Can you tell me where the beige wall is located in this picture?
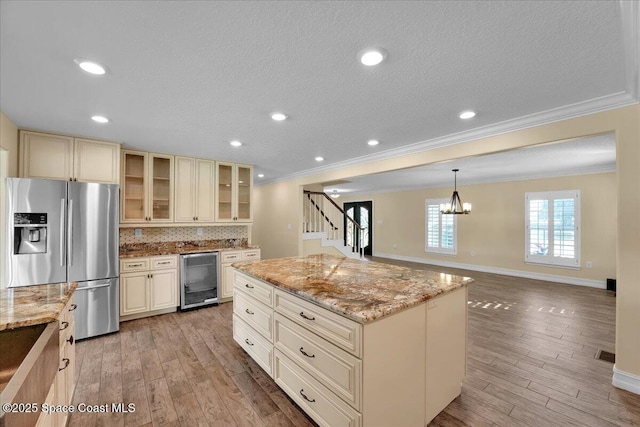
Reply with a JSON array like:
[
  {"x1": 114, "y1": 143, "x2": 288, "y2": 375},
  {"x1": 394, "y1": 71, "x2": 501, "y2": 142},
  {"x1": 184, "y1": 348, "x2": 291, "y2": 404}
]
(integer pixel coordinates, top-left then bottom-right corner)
[
  {"x1": 0, "y1": 112, "x2": 18, "y2": 177},
  {"x1": 340, "y1": 172, "x2": 616, "y2": 284},
  {"x1": 252, "y1": 104, "x2": 640, "y2": 386}
]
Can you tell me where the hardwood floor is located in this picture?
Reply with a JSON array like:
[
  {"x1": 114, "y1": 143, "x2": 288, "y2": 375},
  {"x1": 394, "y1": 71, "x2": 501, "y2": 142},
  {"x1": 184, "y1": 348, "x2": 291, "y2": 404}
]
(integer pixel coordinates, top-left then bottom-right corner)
[{"x1": 69, "y1": 258, "x2": 640, "y2": 427}]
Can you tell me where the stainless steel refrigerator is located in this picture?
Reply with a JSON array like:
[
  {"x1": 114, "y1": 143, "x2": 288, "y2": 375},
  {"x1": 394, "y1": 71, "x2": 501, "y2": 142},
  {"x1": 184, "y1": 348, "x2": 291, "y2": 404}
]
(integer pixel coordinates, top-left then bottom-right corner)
[{"x1": 5, "y1": 178, "x2": 119, "y2": 340}]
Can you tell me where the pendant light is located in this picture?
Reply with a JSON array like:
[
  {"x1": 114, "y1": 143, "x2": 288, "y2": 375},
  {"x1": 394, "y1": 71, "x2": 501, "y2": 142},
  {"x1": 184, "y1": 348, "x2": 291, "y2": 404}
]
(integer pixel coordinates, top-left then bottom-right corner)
[{"x1": 440, "y1": 169, "x2": 471, "y2": 214}]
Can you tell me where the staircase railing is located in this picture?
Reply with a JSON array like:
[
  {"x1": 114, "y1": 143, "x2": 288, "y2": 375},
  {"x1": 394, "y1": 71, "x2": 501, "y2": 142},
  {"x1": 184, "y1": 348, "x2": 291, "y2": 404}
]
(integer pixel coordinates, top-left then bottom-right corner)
[{"x1": 303, "y1": 190, "x2": 365, "y2": 257}]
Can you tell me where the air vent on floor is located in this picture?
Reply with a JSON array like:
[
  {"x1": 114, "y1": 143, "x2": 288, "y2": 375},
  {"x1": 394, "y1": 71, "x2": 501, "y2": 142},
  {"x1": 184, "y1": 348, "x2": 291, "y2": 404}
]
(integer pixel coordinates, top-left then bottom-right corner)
[{"x1": 596, "y1": 349, "x2": 615, "y2": 363}]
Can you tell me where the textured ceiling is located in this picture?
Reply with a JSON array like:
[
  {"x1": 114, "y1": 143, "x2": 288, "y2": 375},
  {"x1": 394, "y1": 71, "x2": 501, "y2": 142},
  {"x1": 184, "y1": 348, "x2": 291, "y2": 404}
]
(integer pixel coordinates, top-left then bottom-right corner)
[
  {"x1": 323, "y1": 134, "x2": 616, "y2": 195},
  {"x1": 0, "y1": 1, "x2": 632, "y2": 185}
]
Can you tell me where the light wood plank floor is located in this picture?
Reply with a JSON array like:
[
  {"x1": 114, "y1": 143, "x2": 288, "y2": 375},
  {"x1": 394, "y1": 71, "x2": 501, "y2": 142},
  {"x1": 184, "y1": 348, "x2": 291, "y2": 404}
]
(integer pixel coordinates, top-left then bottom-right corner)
[{"x1": 69, "y1": 258, "x2": 640, "y2": 427}]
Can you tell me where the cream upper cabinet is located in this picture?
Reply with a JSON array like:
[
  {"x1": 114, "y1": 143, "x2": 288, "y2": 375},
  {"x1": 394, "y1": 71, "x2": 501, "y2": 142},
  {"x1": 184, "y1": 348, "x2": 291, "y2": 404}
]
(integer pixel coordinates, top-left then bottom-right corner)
[
  {"x1": 216, "y1": 162, "x2": 253, "y2": 222},
  {"x1": 73, "y1": 138, "x2": 120, "y2": 184},
  {"x1": 121, "y1": 150, "x2": 174, "y2": 223},
  {"x1": 19, "y1": 130, "x2": 120, "y2": 184},
  {"x1": 174, "y1": 157, "x2": 215, "y2": 223}
]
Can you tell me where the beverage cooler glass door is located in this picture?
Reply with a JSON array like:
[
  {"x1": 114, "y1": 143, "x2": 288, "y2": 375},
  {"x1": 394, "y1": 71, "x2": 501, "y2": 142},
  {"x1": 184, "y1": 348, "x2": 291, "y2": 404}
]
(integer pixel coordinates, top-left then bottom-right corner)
[{"x1": 180, "y1": 252, "x2": 219, "y2": 309}]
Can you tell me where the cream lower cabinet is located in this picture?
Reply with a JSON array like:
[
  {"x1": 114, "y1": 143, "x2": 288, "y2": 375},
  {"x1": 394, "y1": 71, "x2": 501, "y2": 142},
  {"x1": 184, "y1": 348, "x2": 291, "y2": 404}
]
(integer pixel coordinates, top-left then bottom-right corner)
[
  {"x1": 120, "y1": 256, "x2": 178, "y2": 321},
  {"x1": 20, "y1": 130, "x2": 120, "y2": 184},
  {"x1": 232, "y1": 270, "x2": 468, "y2": 427},
  {"x1": 220, "y1": 249, "x2": 260, "y2": 302},
  {"x1": 36, "y1": 297, "x2": 77, "y2": 427}
]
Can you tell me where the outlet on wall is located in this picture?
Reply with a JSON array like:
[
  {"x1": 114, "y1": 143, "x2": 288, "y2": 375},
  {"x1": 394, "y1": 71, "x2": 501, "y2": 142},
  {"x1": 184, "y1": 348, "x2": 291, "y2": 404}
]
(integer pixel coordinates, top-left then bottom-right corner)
[
  {"x1": 586, "y1": 261, "x2": 593, "y2": 268},
  {"x1": 197, "y1": 227, "x2": 203, "y2": 236},
  {"x1": 134, "y1": 228, "x2": 143, "y2": 238}
]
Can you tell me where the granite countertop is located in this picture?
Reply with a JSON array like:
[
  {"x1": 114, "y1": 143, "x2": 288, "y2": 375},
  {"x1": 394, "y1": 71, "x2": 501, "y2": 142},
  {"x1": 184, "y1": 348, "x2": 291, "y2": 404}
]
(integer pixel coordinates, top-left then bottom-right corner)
[
  {"x1": 120, "y1": 239, "x2": 260, "y2": 258},
  {"x1": 232, "y1": 254, "x2": 474, "y2": 323},
  {"x1": 0, "y1": 283, "x2": 78, "y2": 331}
]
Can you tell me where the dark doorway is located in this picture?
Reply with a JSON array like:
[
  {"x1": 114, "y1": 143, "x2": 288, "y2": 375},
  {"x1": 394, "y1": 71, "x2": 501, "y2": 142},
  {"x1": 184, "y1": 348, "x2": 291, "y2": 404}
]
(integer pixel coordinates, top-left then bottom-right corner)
[{"x1": 344, "y1": 201, "x2": 373, "y2": 256}]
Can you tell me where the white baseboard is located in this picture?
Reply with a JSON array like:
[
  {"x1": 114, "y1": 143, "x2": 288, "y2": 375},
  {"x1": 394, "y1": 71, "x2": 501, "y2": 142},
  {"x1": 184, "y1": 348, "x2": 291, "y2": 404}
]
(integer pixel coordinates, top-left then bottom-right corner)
[
  {"x1": 373, "y1": 252, "x2": 606, "y2": 289},
  {"x1": 613, "y1": 365, "x2": 640, "y2": 395}
]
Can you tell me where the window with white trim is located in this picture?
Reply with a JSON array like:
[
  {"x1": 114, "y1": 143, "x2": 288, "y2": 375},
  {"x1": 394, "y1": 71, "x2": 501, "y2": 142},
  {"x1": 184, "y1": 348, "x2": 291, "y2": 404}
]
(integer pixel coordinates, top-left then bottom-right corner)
[
  {"x1": 425, "y1": 199, "x2": 457, "y2": 255},
  {"x1": 525, "y1": 190, "x2": 580, "y2": 268}
]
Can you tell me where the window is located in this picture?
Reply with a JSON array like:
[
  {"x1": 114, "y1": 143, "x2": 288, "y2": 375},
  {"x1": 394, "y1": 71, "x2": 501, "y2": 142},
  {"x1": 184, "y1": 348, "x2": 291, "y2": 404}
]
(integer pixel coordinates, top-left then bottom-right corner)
[
  {"x1": 525, "y1": 190, "x2": 580, "y2": 267},
  {"x1": 425, "y1": 199, "x2": 457, "y2": 255}
]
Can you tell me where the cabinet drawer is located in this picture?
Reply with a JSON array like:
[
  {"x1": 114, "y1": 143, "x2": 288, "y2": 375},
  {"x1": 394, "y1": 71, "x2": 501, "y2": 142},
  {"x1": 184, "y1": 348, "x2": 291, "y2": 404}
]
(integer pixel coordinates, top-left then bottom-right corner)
[
  {"x1": 275, "y1": 289, "x2": 362, "y2": 357},
  {"x1": 275, "y1": 313, "x2": 361, "y2": 409},
  {"x1": 233, "y1": 315, "x2": 273, "y2": 377},
  {"x1": 221, "y1": 251, "x2": 242, "y2": 263},
  {"x1": 151, "y1": 256, "x2": 177, "y2": 270},
  {"x1": 274, "y1": 350, "x2": 361, "y2": 427},
  {"x1": 242, "y1": 250, "x2": 261, "y2": 260},
  {"x1": 234, "y1": 271, "x2": 273, "y2": 307},
  {"x1": 120, "y1": 258, "x2": 149, "y2": 273},
  {"x1": 233, "y1": 290, "x2": 273, "y2": 341}
]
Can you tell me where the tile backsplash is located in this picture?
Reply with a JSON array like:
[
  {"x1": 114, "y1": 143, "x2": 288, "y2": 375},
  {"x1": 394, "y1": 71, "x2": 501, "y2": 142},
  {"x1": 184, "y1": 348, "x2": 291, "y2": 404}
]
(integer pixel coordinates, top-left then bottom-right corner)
[{"x1": 119, "y1": 226, "x2": 248, "y2": 244}]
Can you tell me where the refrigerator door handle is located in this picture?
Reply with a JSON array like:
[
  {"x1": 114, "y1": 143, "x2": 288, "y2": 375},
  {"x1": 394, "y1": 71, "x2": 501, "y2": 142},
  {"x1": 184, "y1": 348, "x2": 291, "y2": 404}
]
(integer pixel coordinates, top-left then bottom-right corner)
[
  {"x1": 67, "y1": 199, "x2": 73, "y2": 267},
  {"x1": 60, "y1": 199, "x2": 66, "y2": 267},
  {"x1": 75, "y1": 283, "x2": 111, "y2": 290}
]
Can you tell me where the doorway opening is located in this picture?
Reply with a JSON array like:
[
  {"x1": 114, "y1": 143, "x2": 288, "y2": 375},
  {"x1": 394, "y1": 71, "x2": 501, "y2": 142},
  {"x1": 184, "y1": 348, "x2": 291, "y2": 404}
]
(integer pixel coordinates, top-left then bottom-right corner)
[{"x1": 344, "y1": 201, "x2": 373, "y2": 256}]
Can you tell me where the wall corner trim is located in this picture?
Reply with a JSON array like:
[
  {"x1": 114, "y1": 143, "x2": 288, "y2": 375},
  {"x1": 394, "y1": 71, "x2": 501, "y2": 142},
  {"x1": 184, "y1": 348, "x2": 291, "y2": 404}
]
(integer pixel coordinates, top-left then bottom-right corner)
[
  {"x1": 613, "y1": 365, "x2": 640, "y2": 395},
  {"x1": 373, "y1": 252, "x2": 606, "y2": 289}
]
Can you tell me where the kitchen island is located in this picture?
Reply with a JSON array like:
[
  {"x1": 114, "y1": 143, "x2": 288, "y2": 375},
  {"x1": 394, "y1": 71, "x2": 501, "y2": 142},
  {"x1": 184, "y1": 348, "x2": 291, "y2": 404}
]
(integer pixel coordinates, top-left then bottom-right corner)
[{"x1": 232, "y1": 254, "x2": 474, "y2": 427}]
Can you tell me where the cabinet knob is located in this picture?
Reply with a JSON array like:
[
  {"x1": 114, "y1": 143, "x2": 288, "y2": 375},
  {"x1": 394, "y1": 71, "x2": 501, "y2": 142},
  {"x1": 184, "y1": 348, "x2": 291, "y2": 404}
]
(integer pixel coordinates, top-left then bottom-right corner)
[
  {"x1": 59, "y1": 358, "x2": 70, "y2": 371},
  {"x1": 67, "y1": 335, "x2": 74, "y2": 345}
]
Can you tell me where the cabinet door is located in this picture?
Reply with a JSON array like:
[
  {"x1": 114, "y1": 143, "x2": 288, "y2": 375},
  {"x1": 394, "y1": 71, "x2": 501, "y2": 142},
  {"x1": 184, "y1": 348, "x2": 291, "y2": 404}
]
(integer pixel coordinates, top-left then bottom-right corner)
[
  {"x1": 221, "y1": 263, "x2": 235, "y2": 299},
  {"x1": 196, "y1": 159, "x2": 216, "y2": 222},
  {"x1": 236, "y1": 164, "x2": 253, "y2": 221},
  {"x1": 150, "y1": 269, "x2": 177, "y2": 310},
  {"x1": 20, "y1": 131, "x2": 74, "y2": 180},
  {"x1": 174, "y1": 156, "x2": 196, "y2": 222},
  {"x1": 215, "y1": 162, "x2": 234, "y2": 222},
  {"x1": 149, "y1": 154, "x2": 174, "y2": 222},
  {"x1": 121, "y1": 151, "x2": 148, "y2": 223},
  {"x1": 121, "y1": 272, "x2": 149, "y2": 315},
  {"x1": 74, "y1": 138, "x2": 120, "y2": 184}
]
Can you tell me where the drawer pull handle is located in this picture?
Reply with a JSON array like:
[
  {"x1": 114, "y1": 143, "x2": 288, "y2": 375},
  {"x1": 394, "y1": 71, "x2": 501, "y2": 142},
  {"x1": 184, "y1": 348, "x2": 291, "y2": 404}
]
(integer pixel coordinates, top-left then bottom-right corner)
[
  {"x1": 299, "y1": 389, "x2": 315, "y2": 403},
  {"x1": 129, "y1": 263, "x2": 143, "y2": 267},
  {"x1": 158, "y1": 261, "x2": 170, "y2": 264},
  {"x1": 67, "y1": 335, "x2": 74, "y2": 346},
  {"x1": 69, "y1": 303, "x2": 77, "y2": 312},
  {"x1": 299, "y1": 347, "x2": 315, "y2": 358},
  {"x1": 299, "y1": 312, "x2": 315, "y2": 321},
  {"x1": 60, "y1": 321, "x2": 69, "y2": 331},
  {"x1": 59, "y1": 358, "x2": 70, "y2": 371},
  {"x1": 245, "y1": 308, "x2": 254, "y2": 315},
  {"x1": 245, "y1": 338, "x2": 254, "y2": 346},
  {"x1": 245, "y1": 283, "x2": 254, "y2": 289}
]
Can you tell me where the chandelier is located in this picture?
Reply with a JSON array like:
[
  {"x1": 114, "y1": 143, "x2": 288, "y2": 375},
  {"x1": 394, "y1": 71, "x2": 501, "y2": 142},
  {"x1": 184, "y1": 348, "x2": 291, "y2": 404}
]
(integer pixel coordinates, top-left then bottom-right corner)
[{"x1": 440, "y1": 169, "x2": 471, "y2": 214}]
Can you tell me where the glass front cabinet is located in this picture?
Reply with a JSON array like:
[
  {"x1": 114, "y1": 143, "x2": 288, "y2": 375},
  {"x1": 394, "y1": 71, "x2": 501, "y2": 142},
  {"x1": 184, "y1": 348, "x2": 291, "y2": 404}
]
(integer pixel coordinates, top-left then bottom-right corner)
[
  {"x1": 215, "y1": 162, "x2": 252, "y2": 222},
  {"x1": 121, "y1": 150, "x2": 174, "y2": 223}
]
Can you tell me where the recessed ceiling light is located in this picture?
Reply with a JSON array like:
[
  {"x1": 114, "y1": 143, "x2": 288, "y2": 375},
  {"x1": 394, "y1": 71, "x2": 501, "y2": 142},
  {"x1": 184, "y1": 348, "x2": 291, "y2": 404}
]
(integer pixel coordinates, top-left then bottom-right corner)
[
  {"x1": 271, "y1": 112, "x2": 287, "y2": 121},
  {"x1": 459, "y1": 111, "x2": 476, "y2": 119},
  {"x1": 91, "y1": 115, "x2": 109, "y2": 123},
  {"x1": 359, "y1": 48, "x2": 387, "y2": 66},
  {"x1": 367, "y1": 139, "x2": 379, "y2": 146},
  {"x1": 257, "y1": 173, "x2": 264, "y2": 178},
  {"x1": 74, "y1": 59, "x2": 106, "y2": 75},
  {"x1": 315, "y1": 156, "x2": 324, "y2": 162},
  {"x1": 230, "y1": 140, "x2": 242, "y2": 147}
]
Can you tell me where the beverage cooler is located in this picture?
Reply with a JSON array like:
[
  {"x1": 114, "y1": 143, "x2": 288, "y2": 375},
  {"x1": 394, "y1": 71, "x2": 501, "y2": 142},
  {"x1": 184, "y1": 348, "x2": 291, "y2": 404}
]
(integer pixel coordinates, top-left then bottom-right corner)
[{"x1": 179, "y1": 252, "x2": 219, "y2": 309}]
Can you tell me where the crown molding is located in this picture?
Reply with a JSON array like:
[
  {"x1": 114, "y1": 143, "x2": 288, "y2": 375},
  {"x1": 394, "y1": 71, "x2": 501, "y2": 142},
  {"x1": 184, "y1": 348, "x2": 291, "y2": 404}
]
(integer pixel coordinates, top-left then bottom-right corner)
[
  {"x1": 258, "y1": 2, "x2": 640, "y2": 188},
  {"x1": 620, "y1": 0, "x2": 640, "y2": 101},
  {"x1": 260, "y1": 91, "x2": 635, "y2": 187}
]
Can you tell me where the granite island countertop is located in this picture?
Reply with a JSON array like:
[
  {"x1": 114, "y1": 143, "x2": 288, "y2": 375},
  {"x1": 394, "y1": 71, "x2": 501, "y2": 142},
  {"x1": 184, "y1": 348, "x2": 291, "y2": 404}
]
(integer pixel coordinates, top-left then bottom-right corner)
[
  {"x1": 232, "y1": 254, "x2": 474, "y2": 323},
  {"x1": 120, "y1": 239, "x2": 259, "y2": 258},
  {"x1": 0, "y1": 283, "x2": 77, "y2": 331}
]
